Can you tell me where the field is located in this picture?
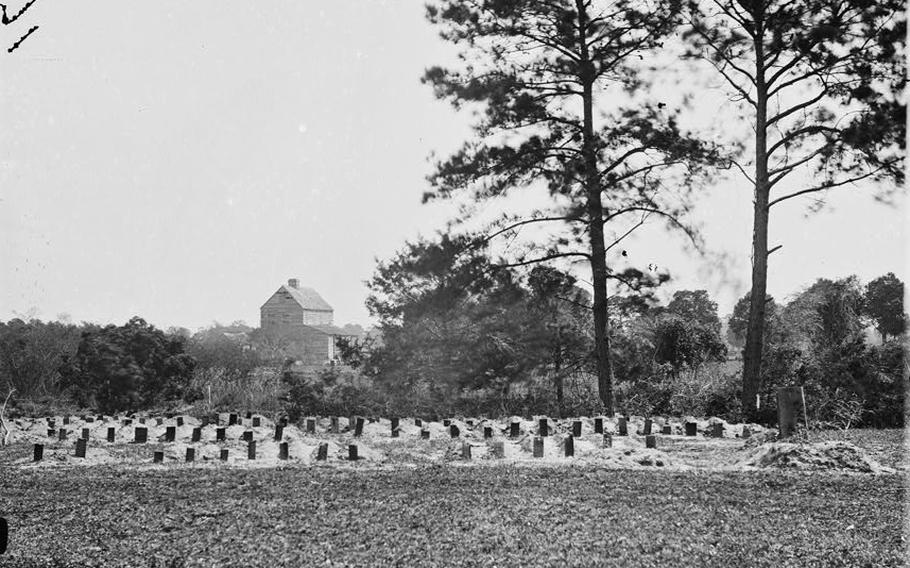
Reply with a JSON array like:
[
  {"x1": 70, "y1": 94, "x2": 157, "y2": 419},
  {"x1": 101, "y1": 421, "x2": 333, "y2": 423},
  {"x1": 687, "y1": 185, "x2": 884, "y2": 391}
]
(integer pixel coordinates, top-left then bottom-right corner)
[{"x1": 0, "y1": 415, "x2": 906, "y2": 567}]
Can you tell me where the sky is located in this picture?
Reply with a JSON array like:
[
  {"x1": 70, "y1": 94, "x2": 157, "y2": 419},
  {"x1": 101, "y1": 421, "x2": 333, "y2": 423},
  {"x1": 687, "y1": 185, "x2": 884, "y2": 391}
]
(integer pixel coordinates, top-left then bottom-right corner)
[{"x1": 0, "y1": 1, "x2": 905, "y2": 332}]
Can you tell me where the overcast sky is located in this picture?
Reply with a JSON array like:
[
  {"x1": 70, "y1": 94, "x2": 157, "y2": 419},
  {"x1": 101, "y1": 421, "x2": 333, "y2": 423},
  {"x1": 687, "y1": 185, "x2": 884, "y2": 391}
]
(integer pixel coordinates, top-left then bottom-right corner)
[{"x1": 1, "y1": 1, "x2": 905, "y2": 331}]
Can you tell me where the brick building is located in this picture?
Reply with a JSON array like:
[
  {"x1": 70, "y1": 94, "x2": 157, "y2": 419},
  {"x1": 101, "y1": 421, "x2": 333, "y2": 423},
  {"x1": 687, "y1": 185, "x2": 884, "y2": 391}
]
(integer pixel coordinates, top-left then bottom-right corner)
[{"x1": 260, "y1": 278, "x2": 353, "y2": 364}]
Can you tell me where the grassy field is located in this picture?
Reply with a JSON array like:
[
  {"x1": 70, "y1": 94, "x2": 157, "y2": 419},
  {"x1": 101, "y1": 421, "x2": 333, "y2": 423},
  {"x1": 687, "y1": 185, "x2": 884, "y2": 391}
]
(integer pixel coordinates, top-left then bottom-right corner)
[{"x1": 0, "y1": 464, "x2": 905, "y2": 567}]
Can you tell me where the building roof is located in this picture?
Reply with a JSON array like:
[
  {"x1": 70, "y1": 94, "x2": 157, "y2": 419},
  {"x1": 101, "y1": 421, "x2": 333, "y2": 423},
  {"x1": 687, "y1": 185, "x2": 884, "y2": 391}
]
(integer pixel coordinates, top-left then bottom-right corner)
[{"x1": 282, "y1": 285, "x2": 333, "y2": 312}]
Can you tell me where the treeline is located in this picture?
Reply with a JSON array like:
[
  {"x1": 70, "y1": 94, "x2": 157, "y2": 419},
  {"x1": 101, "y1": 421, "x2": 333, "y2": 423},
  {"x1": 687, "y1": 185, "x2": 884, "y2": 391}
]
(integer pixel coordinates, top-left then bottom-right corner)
[{"x1": 0, "y1": 257, "x2": 904, "y2": 427}]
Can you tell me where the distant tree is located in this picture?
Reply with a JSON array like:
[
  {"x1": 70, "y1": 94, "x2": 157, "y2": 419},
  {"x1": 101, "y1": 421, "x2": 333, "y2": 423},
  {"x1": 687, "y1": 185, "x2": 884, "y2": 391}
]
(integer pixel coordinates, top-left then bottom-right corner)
[
  {"x1": 863, "y1": 272, "x2": 905, "y2": 341},
  {"x1": 666, "y1": 289, "x2": 722, "y2": 332},
  {"x1": 424, "y1": 0, "x2": 724, "y2": 415},
  {"x1": 59, "y1": 317, "x2": 195, "y2": 413},
  {"x1": 686, "y1": 0, "x2": 906, "y2": 420},
  {"x1": 0, "y1": 319, "x2": 83, "y2": 398},
  {"x1": 727, "y1": 291, "x2": 779, "y2": 349},
  {"x1": 652, "y1": 315, "x2": 728, "y2": 376},
  {"x1": 187, "y1": 324, "x2": 260, "y2": 377}
]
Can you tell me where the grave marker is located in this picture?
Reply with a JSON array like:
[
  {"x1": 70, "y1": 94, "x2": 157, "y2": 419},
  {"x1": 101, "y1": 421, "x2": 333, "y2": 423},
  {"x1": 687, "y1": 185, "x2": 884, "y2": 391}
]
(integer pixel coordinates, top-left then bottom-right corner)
[
  {"x1": 156, "y1": 418, "x2": 163, "y2": 426},
  {"x1": 414, "y1": 418, "x2": 422, "y2": 427},
  {"x1": 81, "y1": 428, "x2": 90, "y2": 440},
  {"x1": 712, "y1": 423, "x2": 724, "y2": 438},
  {"x1": 58, "y1": 429, "x2": 67, "y2": 441},
  {"x1": 176, "y1": 417, "x2": 184, "y2": 427},
  {"x1": 483, "y1": 426, "x2": 493, "y2": 439},
  {"x1": 123, "y1": 419, "x2": 132, "y2": 427},
  {"x1": 603, "y1": 433, "x2": 612, "y2": 448},
  {"x1": 390, "y1": 417, "x2": 399, "y2": 438},
  {"x1": 617, "y1": 417, "x2": 628, "y2": 436},
  {"x1": 572, "y1": 421, "x2": 582, "y2": 437},
  {"x1": 47, "y1": 428, "x2": 55, "y2": 438},
  {"x1": 594, "y1": 418, "x2": 604, "y2": 434},
  {"x1": 138, "y1": 418, "x2": 146, "y2": 425},
  {"x1": 354, "y1": 417, "x2": 364, "y2": 437},
  {"x1": 449, "y1": 424, "x2": 460, "y2": 438},
  {"x1": 662, "y1": 425, "x2": 672, "y2": 435},
  {"x1": 330, "y1": 417, "x2": 339, "y2": 434},
  {"x1": 348, "y1": 444, "x2": 358, "y2": 461},
  {"x1": 63, "y1": 416, "x2": 70, "y2": 425},
  {"x1": 228, "y1": 414, "x2": 238, "y2": 426},
  {"x1": 33, "y1": 443, "x2": 43, "y2": 462},
  {"x1": 685, "y1": 422, "x2": 697, "y2": 436},
  {"x1": 316, "y1": 443, "x2": 329, "y2": 461},
  {"x1": 153, "y1": 451, "x2": 164, "y2": 463},
  {"x1": 533, "y1": 436, "x2": 544, "y2": 458},
  {"x1": 279, "y1": 442, "x2": 289, "y2": 460},
  {"x1": 306, "y1": 419, "x2": 316, "y2": 434},
  {"x1": 242, "y1": 431, "x2": 253, "y2": 442},
  {"x1": 185, "y1": 448, "x2": 195, "y2": 462},
  {"x1": 509, "y1": 422, "x2": 520, "y2": 438},
  {"x1": 777, "y1": 386, "x2": 805, "y2": 438},
  {"x1": 219, "y1": 449, "x2": 229, "y2": 461},
  {"x1": 643, "y1": 419, "x2": 652, "y2": 436},
  {"x1": 75, "y1": 438, "x2": 87, "y2": 458},
  {"x1": 461, "y1": 443, "x2": 472, "y2": 460},
  {"x1": 443, "y1": 419, "x2": 451, "y2": 427},
  {"x1": 107, "y1": 427, "x2": 116, "y2": 443},
  {"x1": 490, "y1": 440, "x2": 505, "y2": 459},
  {"x1": 246, "y1": 412, "x2": 253, "y2": 419},
  {"x1": 742, "y1": 426, "x2": 751, "y2": 439},
  {"x1": 247, "y1": 440, "x2": 256, "y2": 460},
  {"x1": 252, "y1": 417, "x2": 261, "y2": 428},
  {"x1": 274, "y1": 425, "x2": 284, "y2": 441},
  {"x1": 420, "y1": 430, "x2": 430, "y2": 440},
  {"x1": 165, "y1": 426, "x2": 176, "y2": 442},
  {"x1": 538, "y1": 418, "x2": 549, "y2": 437},
  {"x1": 216, "y1": 428, "x2": 226, "y2": 442},
  {"x1": 564, "y1": 435, "x2": 574, "y2": 457},
  {"x1": 645, "y1": 435, "x2": 657, "y2": 449},
  {"x1": 191, "y1": 428, "x2": 201, "y2": 443}
]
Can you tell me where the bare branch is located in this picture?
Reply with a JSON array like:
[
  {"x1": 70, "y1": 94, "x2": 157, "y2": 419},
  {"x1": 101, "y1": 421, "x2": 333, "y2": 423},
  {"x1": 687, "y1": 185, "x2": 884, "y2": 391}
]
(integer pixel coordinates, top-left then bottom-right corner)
[{"x1": 495, "y1": 251, "x2": 591, "y2": 268}]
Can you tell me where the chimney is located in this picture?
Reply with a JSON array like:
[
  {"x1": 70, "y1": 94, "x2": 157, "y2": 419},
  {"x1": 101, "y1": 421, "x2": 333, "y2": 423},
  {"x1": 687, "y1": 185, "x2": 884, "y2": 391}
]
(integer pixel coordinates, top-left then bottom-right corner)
[{"x1": 288, "y1": 278, "x2": 299, "y2": 289}]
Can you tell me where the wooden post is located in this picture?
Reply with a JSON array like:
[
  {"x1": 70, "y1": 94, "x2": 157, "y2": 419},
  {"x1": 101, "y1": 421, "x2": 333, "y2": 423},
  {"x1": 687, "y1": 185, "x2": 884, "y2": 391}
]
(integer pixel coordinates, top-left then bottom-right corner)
[
  {"x1": 247, "y1": 440, "x2": 256, "y2": 460},
  {"x1": 348, "y1": 444, "x2": 358, "y2": 461},
  {"x1": 216, "y1": 427, "x2": 226, "y2": 442},
  {"x1": 617, "y1": 417, "x2": 628, "y2": 436},
  {"x1": 645, "y1": 435, "x2": 656, "y2": 449},
  {"x1": 273, "y1": 425, "x2": 283, "y2": 441},
  {"x1": 81, "y1": 428, "x2": 90, "y2": 440},
  {"x1": 191, "y1": 427, "x2": 201, "y2": 443},
  {"x1": 449, "y1": 424, "x2": 460, "y2": 438},
  {"x1": 306, "y1": 418, "x2": 316, "y2": 434},
  {"x1": 279, "y1": 442, "x2": 289, "y2": 460},
  {"x1": 509, "y1": 422, "x2": 520, "y2": 438},
  {"x1": 107, "y1": 427, "x2": 115, "y2": 443},
  {"x1": 354, "y1": 417, "x2": 364, "y2": 437},
  {"x1": 420, "y1": 429, "x2": 430, "y2": 440},
  {"x1": 533, "y1": 436, "x2": 544, "y2": 458},
  {"x1": 572, "y1": 421, "x2": 582, "y2": 437},
  {"x1": 603, "y1": 433, "x2": 612, "y2": 448},
  {"x1": 33, "y1": 443, "x2": 43, "y2": 462},
  {"x1": 685, "y1": 422, "x2": 697, "y2": 436},
  {"x1": 153, "y1": 451, "x2": 164, "y2": 463},
  {"x1": 643, "y1": 419, "x2": 652, "y2": 436},
  {"x1": 712, "y1": 423, "x2": 724, "y2": 438},
  {"x1": 777, "y1": 386, "x2": 804, "y2": 438},
  {"x1": 134, "y1": 427, "x2": 148, "y2": 443},
  {"x1": 219, "y1": 449, "x2": 229, "y2": 461},
  {"x1": 165, "y1": 426, "x2": 176, "y2": 442},
  {"x1": 252, "y1": 417, "x2": 261, "y2": 428},
  {"x1": 330, "y1": 416, "x2": 339, "y2": 434},
  {"x1": 594, "y1": 418, "x2": 603, "y2": 434},
  {"x1": 185, "y1": 447, "x2": 195, "y2": 462},
  {"x1": 538, "y1": 418, "x2": 549, "y2": 437},
  {"x1": 316, "y1": 443, "x2": 328, "y2": 461},
  {"x1": 483, "y1": 426, "x2": 493, "y2": 439},
  {"x1": 390, "y1": 417, "x2": 399, "y2": 438},
  {"x1": 564, "y1": 435, "x2": 574, "y2": 457}
]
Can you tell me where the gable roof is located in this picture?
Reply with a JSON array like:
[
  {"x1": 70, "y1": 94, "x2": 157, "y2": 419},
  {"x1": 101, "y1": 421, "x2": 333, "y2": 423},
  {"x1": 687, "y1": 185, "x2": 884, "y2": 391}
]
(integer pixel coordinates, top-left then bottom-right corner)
[{"x1": 283, "y1": 285, "x2": 333, "y2": 312}]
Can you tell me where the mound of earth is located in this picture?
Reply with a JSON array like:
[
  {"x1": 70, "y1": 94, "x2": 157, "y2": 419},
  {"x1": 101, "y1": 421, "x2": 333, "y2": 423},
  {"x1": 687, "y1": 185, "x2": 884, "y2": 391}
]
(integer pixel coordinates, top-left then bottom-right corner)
[{"x1": 738, "y1": 441, "x2": 892, "y2": 473}]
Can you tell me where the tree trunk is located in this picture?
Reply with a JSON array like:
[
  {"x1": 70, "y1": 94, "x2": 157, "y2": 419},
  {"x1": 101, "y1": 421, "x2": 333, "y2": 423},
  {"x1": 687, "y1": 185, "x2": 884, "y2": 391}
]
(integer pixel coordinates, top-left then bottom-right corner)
[
  {"x1": 554, "y1": 339, "x2": 564, "y2": 418},
  {"x1": 576, "y1": 0, "x2": 615, "y2": 416},
  {"x1": 742, "y1": 22, "x2": 769, "y2": 422}
]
